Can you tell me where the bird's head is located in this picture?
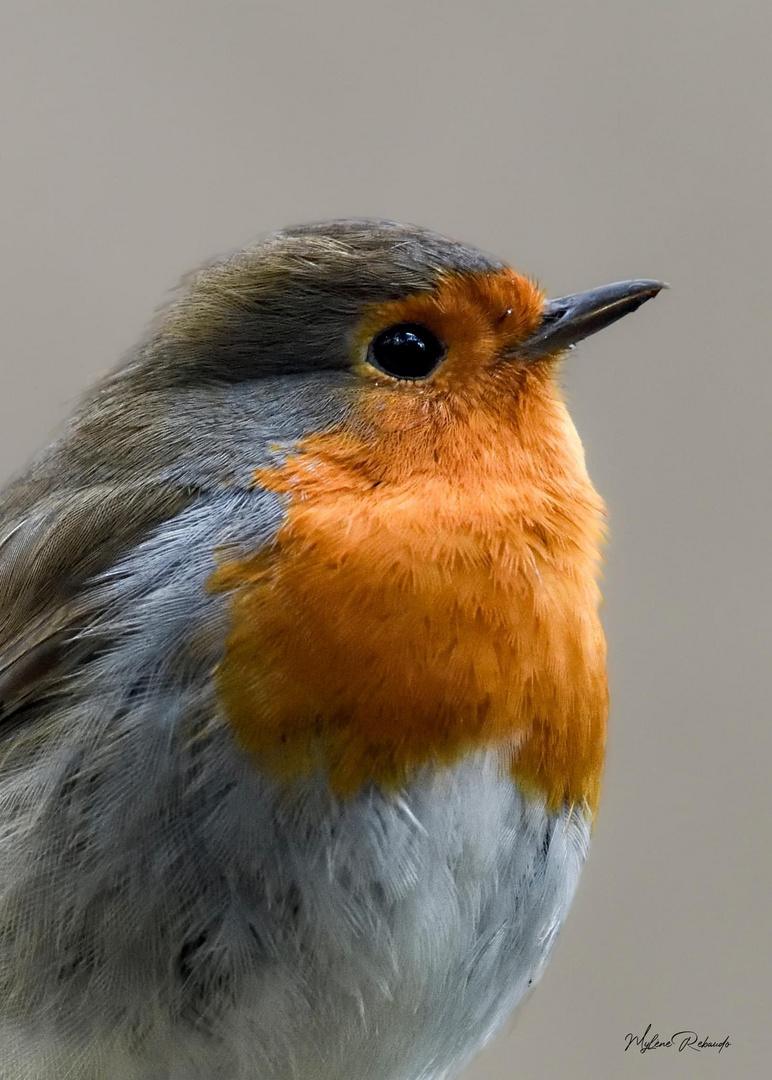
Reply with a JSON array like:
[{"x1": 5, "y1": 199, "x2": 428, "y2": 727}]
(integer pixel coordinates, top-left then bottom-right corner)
[{"x1": 146, "y1": 220, "x2": 663, "y2": 488}]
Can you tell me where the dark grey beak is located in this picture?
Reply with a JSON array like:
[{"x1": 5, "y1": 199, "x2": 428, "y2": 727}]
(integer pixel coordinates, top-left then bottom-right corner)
[{"x1": 519, "y1": 279, "x2": 667, "y2": 359}]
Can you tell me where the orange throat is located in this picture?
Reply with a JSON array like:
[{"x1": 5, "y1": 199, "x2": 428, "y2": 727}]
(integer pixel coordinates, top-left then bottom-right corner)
[
  {"x1": 212, "y1": 261, "x2": 609, "y2": 818},
  {"x1": 210, "y1": 371, "x2": 608, "y2": 819}
]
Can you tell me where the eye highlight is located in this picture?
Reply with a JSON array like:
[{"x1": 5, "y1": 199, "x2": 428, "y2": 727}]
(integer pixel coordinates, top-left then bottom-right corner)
[{"x1": 367, "y1": 322, "x2": 446, "y2": 380}]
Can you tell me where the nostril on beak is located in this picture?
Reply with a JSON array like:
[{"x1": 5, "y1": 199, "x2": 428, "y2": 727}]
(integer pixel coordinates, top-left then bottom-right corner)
[{"x1": 538, "y1": 303, "x2": 568, "y2": 328}]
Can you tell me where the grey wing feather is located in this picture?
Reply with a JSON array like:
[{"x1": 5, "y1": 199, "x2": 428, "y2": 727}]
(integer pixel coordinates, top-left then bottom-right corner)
[{"x1": 0, "y1": 480, "x2": 195, "y2": 724}]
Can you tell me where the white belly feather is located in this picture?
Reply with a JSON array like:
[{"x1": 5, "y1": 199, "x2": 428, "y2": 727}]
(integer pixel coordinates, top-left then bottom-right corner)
[{"x1": 1, "y1": 739, "x2": 589, "y2": 1080}]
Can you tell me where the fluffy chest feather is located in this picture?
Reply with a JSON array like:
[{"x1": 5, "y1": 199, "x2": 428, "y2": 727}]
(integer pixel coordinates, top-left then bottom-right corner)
[{"x1": 211, "y1": 387, "x2": 608, "y2": 814}]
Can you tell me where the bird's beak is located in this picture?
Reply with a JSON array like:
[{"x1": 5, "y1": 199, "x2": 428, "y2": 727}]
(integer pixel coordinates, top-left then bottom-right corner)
[{"x1": 518, "y1": 279, "x2": 667, "y2": 359}]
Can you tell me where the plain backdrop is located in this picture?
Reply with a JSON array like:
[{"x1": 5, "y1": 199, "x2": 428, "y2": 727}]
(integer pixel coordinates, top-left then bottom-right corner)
[{"x1": 1, "y1": 2, "x2": 769, "y2": 1078}]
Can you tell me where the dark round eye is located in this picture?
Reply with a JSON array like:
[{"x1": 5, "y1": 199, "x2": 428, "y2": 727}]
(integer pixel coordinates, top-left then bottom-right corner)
[{"x1": 367, "y1": 322, "x2": 446, "y2": 380}]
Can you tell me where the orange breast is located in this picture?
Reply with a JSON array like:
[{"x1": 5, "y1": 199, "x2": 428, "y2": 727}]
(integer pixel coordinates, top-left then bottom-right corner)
[{"x1": 210, "y1": 366, "x2": 608, "y2": 818}]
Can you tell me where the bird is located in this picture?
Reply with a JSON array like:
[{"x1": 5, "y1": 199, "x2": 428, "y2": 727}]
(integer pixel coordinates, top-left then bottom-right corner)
[{"x1": 0, "y1": 220, "x2": 664, "y2": 1080}]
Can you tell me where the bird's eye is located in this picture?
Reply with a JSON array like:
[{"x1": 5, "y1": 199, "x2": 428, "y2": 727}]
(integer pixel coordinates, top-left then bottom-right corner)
[{"x1": 367, "y1": 323, "x2": 446, "y2": 380}]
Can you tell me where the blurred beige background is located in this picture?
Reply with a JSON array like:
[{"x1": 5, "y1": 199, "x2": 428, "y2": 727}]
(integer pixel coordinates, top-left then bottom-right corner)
[{"x1": 1, "y1": 1, "x2": 769, "y2": 1077}]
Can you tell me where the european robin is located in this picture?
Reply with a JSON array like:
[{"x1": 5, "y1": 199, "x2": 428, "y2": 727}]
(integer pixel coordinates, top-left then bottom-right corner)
[{"x1": 0, "y1": 220, "x2": 663, "y2": 1079}]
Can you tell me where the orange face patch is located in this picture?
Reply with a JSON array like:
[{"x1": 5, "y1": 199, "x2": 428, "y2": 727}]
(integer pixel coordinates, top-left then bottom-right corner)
[
  {"x1": 210, "y1": 270, "x2": 608, "y2": 817},
  {"x1": 353, "y1": 267, "x2": 545, "y2": 383}
]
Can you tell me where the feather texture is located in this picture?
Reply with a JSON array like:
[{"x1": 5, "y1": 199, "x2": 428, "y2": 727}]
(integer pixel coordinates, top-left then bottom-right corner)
[{"x1": 0, "y1": 221, "x2": 610, "y2": 1079}]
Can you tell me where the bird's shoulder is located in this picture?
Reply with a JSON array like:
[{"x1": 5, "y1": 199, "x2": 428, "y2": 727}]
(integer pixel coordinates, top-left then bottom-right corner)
[{"x1": 0, "y1": 456, "x2": 283, "y2": 732}]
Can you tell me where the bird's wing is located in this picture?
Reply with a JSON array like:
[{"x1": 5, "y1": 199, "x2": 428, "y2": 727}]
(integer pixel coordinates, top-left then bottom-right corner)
[{"x1": 0, "y1": 479, "x2": 195, "y2": 727}]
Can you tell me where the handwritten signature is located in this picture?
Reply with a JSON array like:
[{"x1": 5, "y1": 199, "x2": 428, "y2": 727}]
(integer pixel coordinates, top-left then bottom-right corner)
[{"x1": 625, "y1": 1024, "x2": 730, "y2": 1054}]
